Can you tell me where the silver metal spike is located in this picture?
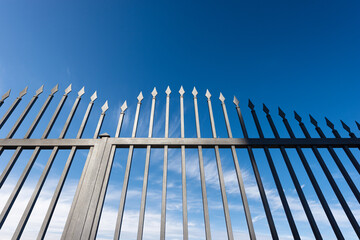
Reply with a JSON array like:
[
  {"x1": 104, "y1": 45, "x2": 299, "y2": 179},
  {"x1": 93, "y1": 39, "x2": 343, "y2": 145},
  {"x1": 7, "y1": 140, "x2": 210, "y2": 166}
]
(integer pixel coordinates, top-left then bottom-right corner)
[
  {"x1": 219, "y1": 93, "x2": 225, "y2": 102},
  {"x1": 137, "y1": 92, "x2": 144, "y2": 102},
  {"x1": 101, "y1": 101, "x2": 109, "y2": 113},
  {"x1": 233, "y1": 96, "x2": 239, "y2": 106},
  {"x1": 65, "y1": 84, "x2": 72, "y2": 94},
  {"x1": 19, "y1": 87, "x2": 28, "y2": 98},
  {"x1": 179, "y1": 86, "x2": 185, "y2": 96},
  {"x1": 35, "y1": 85, "x2": 44, "y2": 96},
  {"x1": 151, "y1": 87, "x2": 158, "y2": 98},
  {"x1": 91, "y1": 91, "x2": 97, "y2": 101},
  {"x1": 165, "y1": 86, "x2": 171, "y2": 95},
  {"x1": 78, "y1": 87, "x2": 85, "y2": 97},
  {"x1": 205, "y1": 89, "x2": 211, "y2": 99},
  {"x1": 51, "y1": 84, "x2": 59, "y2": 95},
  {"x1": 1, "y1": 89, "x2": 11, "y2": 102},
  {"x1": 192, "y1": 87, "x2": 198, "y2": 97},
  {"x1": 121, "y1": 101, "x2": 127, "y2": 112}
]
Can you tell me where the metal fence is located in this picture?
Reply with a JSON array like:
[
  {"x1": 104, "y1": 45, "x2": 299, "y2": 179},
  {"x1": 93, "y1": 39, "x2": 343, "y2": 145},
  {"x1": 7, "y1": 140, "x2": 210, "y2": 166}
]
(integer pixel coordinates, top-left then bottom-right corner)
[{"x1": 0, "y1": 85, "x2": 359, "y2": 240}]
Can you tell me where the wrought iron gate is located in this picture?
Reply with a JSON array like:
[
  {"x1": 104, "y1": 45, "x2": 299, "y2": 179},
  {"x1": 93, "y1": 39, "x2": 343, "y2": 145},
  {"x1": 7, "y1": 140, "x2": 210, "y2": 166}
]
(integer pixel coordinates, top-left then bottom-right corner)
[{"x1": 0, "y1": 85, "x2": 359, "y2": 239}]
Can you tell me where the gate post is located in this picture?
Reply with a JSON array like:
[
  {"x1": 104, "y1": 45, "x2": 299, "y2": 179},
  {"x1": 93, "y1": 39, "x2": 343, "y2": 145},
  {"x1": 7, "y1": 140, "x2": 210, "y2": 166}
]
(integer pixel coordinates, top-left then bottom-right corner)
[{"x1": 61, "y1": 133, "x2": 113, "y2": 240}]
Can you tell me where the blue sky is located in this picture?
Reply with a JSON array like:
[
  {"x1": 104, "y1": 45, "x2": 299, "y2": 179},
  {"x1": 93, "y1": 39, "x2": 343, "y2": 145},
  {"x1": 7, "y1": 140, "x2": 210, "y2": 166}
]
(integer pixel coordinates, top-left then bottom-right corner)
[{"x1": 0, "y1": 0, "x2": 359, "y2": 239}]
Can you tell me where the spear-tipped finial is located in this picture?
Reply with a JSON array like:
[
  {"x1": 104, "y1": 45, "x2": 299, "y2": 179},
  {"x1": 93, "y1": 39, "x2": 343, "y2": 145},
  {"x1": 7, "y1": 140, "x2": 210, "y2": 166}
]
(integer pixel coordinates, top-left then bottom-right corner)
[
  {"x1": 101, "y1": 100, "x2": 109, "y2": 113},
  {"x1": 121, "y1": 101, "x2": 128, "y2": 112},
  {"x1": 35, "y1": 85, "x2": 44, "y2": 96},
  {"x1": 151, "y1": 87, "x2": 158, "y2": 98},
  {"x1": 340, "y1": 120, "x2": 351, "y2": 133},
  {"x1": 325, "y1": 117, "x2": 334, "y2": 130},
  {"x1": 219, "y1": 92, "x2": 225, "y2": 102},
  {"x1": 91, "y1": 91, "x2": 97, "y2": 101},
  {"x1": 309, "y1": 114, "x2": 318, "y2": 127},
  {"x1": 65, "y1": 84, "x2": 72, "y2": 94},
  {"x1": 263, "y1": 104, "x2": 270, "y2": 114},
  {"x1": 179, "y1": 86, "x2": 185, "y2": 96},
  {"x1": 51, "y1": 84, "x2": 59, "y2": 95},
  {"x1": 137, "y1": 92, "x2": 144, "y2": 102},
  {"x1": 294, "y1": 111, "x2": 302, "y2": 123},
  {"x1": 78, "y1": 86, "x2": 85, "y2": 97},
  {"x1": 205, "y1": 89, "x2": 211, "y2": 99},
  {"x1": 19, "y1": 86, "x2": 28, "y2": 98},
  {"x1": 1, "y1": 89, "x2": 11, "y2": 102},
  {"x1": 356, "y1": 121, "x2": 360, "y2": 131},
  {"x1": 192, "y1": 87, "x2": 198, "y2": 97},
  {"x1": 248, "y1": 99, "x2": 254, "y2": 110},
  {"x1": 165, "y1": 86, "x2": 171, "y2": 96},
  {"x1": 278, "y1": 107, "x2": 286, "y2": 119},
  {"x1": 233, "y1": 96, "x2": 239, "y2": 107}
]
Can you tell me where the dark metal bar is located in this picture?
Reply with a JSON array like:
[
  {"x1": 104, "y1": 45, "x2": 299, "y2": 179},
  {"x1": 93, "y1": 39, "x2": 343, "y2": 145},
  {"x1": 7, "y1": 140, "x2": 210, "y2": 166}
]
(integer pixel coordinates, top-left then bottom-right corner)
[
  {"x1": 232, "y1": 96, "x2": 274, "y2": 240},
  {"x1": 206, "y1": 90, "x2": 233, "y2": 240},
  {"x1": 160, "y1": 87, "x2": 171, "y2": 240},
  {"x1": 0, "y1": 84, "x2": 71, "y2": 228},
  {"x1": 0, "y1": 89, "x2": 11, "y2": 108},
  {"x1": 279, "y1": 108, "x2": 344, "y2": 239},
  {"x1": 248, "y1": 100, "x2": 300, "y2": 239},
  {"x1": 137, "y1": 88, "x2": 157, "y2": 240},
  {"x1": 0, "y1": 87, "x2": 27, "y2": 130},
  {"x1": 263, "y1": 104, "x2": 322, "y2": 239},
  {"x1": 114, "y1": 91, "x2": 143, "y2": 240},
  {"x1": 300, "y1": 114, "x2": 360, "y2": 238},
  {"x1": 179, "y1": 86, "x2": 188, "y2": 240},
  {"x1": 330, "y1": 120, "x2": 360, "y2": 174},
  {"x1": 317, "y1": 117, "x2": 360, "y2": 203},
  {"x1": 192, "y1": 87, "x2": 211, "y2": 240}
]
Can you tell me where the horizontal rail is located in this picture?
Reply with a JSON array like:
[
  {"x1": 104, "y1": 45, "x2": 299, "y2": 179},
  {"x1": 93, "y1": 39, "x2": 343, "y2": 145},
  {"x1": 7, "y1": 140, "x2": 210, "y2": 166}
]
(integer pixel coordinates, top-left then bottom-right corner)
[{"x1": 0, "y1": 137, "x2": 360, "y2": 148}]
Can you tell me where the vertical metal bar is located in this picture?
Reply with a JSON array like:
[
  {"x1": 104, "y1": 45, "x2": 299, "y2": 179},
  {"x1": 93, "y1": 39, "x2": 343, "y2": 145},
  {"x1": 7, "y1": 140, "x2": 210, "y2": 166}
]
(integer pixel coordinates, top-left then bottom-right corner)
[
  {"x1": 0, "y1": 86, "x2": 27, "y2": 129},
  {"x1": 231, "y1": 95, "x2": 271, "y2": 239},
  {"x1": 300, "y1": 114, "x2": 360, "y2": 238},
  {"x1": 60, "y1": 98, "x2": 108, "y2": 239},
  {"x1": 278, "y1": 108, "x2": 344, "y2": 239},
  {"x1": 247, "y1": 100, "x2": 300, "y2": 239},
  {"x1": 137, "y1": 88, "x2": 157, "y2": 240},
  {"x1": 160, "y1": 87, "x2": 171, "y2": 240},
  {"x1": 262, "y1": 104, "x2": 322, "y2": 240},
  {"x1": 88, "y1": 101, "x2": 127, "y2": 240},
  {"x1": 205, "y1": 90, "x2": 233, "y2": 240},
  {"x1": 318, "y1": 118, "x2": 360, "y2": 203},
  {"x1": 0, "y1": 85, "x2": 57, "y2": 186},
  {"x1": 12, "y1": 87, "x2": 85, "y2": 240},
  {"x1": 0, "y1": 84, "x2": 71, "y2": 228},
  {"x1": 192, "y1": 87, "x2": 211, "y2": 240},
  {"x1": 331, "y1": 120, "x2": 360, "y2": 174},
  {"x1": 0, "y1": 89, "x2": 11, "y2": 108},
  {"x1": 114, "y1": 92, "x2": 143, "y2": 240},
  {"x1": 179, "y1": 86, "x2": 188, "y2": 240},
  {"x1": 4, "y1": 86, "x2": 43, "y2": 139}
]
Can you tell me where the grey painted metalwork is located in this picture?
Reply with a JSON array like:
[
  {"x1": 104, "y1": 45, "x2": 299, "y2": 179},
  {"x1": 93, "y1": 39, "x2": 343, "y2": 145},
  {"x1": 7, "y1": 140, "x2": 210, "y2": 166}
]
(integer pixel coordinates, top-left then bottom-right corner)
[{"x1": 0, "y1": 85, "x2": 359, "y2": 240}]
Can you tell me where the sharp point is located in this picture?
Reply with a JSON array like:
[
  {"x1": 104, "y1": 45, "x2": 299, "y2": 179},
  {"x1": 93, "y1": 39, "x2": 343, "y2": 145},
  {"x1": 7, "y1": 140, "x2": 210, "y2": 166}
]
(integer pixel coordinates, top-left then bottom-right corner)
[
  {"x1": 137, "y1": 91, "x2": 144, "y2": 102},
  {"x1": 165, "y1": 86, "x2": 171, "y2": 95},
  {"x1": 78, "y1": 86, "x2": 85, "y2": 97},
  {"x1": 91, "y1": 91, "x2": 97, "y2": 101},
  {"x1": 340, "y1": 120, "x2": 350, "y2": 132},
  {"x1": 325, "y1": 117, "x2": 334, "y2": 129},
  {"x1": 278, "y1": 107, "x2": 285, "y2": 118},
  {"x1": 101, "y1": 100, "x2": 109, "y2": 113},
  {"x1": 355, "y1": 121, "x2": 360, "y2": 130},
  {"x1": 192, "y1": 87, "x2": 198, "y2": 97},
  {"x1": 263, "y1": 103, "x2": 269, "y2": 114},
  {"x1": 205, "y1": 89, "x2": 211, "y2": 99},
  {"x1": 19, "y1": 86, "x2": 28, "y2": 98},
  {"x1": 51, "y1": 84, "x2": 59, "y2": 94},
  {"x1": 65, "y1": 84, "x2": 72, "y2": 94},
  {"x1": 179, "y1": 86, "x2": 185, "y2": 96},
  {"x1": 121, "y1": 100, "x2": 128, "y2": 112},
  {"x1": 151, "y1": 87, "x2": 158, "y2": 97},
  {"x1": 233, "y1": 96, "x2": 239, "y2": 106},
  {"x1": 248, "y1": 99, "x2": 254, "y2": 110},
  {"x1": 294, "y1": 111, "x2": 302, "y2": 123},
  {"x1": 35, "y1": 85, "x2": 44, "y2": 96},
  {"x1": 1, "y1": 89, "x2": 11, "y2": 101},
  {"x1": 309, "y1": 114, "x2": 318, "y2": 127},
  {"x1": 219, "y1": 92, "x2": 225, "y2": 102}
]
